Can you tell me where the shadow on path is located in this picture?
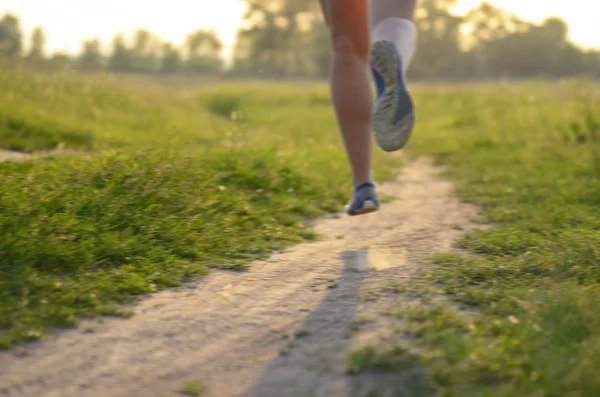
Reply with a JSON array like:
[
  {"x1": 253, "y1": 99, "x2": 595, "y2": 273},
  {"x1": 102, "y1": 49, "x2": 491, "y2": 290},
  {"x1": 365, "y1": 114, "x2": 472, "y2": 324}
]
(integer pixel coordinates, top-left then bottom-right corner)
[
  {"x1": 241, "y1": 248, "x2": 430, "y2": 397},
  {"x1": 241, "y1": 249, "x2": 368, "y2": 397}
]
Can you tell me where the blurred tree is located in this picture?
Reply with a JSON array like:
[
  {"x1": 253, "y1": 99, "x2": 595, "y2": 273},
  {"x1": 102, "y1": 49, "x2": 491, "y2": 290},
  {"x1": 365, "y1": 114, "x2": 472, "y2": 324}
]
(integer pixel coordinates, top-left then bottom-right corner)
[
  {"x1": 0, "y1": 13, "x2": 23, "y2": 58},
  {"x1": 232, "y1": 4, "x2": 283, "y2": 76},
  {"x1": 233, "y1": 0, "x2": 322, "y2": 77},
  {"x1": 79, "y1": 39, "x2": 104, "y2": 72},
  {"x1": 464, "y1": 2, "x2": 526, "y2": 78},
  {"x1": 582, "y1": 50, "x2": 600, "y2": 78},
  {"x1": 468, "y1": 11, "x2": 575, "y2": 78},
  {"x1": 48, "y1": 52, "x2": 73, "y2": 72},
  {"x1": 465, "y1": 2, "x2": 517, "y2": 45},
  {"x1": 131, "y1": 29, "x2": 160, "y2": 73},
  {"x1": 310, "y1": 21, "x2": 330, "y2": 78},
  {"x1": 160, "y1": 42, "x2": 182, "y2": 74},
  {"x1": 108, "y1": 34, "x2": 133, "y2": 72},
  {"x1": 541, "y1": 17, "x2": 568, "y2": 42},
  {"x1": 185, "y1": 29, "x2": 223, "y2": 75},
  {"x1": 410, "y1": 0, "x2": 464, "y2": 80},
  {"x1": 534, "y1": 18, "x2": 571, "y2": 76},
  {"x1": 27, "y1": 27, "x2": 46, "y2": 62}
]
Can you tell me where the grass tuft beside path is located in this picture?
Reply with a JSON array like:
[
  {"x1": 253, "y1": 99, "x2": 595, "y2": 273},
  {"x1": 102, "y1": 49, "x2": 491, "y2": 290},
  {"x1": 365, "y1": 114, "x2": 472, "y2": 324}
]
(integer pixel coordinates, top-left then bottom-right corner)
[
  {"x1": 0, "y1": 67, "x2": 399, "y2": 348},
  {"x1": 357, "y1": 80, "x2": 600, "y2": 397}
]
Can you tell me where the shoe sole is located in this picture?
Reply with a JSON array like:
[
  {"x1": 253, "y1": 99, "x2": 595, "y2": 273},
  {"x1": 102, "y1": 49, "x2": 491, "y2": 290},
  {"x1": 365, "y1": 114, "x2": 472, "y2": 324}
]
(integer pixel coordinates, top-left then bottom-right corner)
[
  {"x1": 371, "y1": 40, "x2": 415, "y2": 152},
  {"x1": 347, "y1": 200, "x2": 380, "y2": 216}
]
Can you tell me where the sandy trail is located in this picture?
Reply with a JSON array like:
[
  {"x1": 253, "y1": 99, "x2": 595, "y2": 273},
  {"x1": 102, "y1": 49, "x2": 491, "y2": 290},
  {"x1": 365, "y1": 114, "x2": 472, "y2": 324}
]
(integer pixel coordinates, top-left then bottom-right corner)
[
  {"x1": 0, "y1": 156, "x2": 481, "y2": 397},
  {"x1": 0, "y1": 149, "x2": 88, "y2": 162}
]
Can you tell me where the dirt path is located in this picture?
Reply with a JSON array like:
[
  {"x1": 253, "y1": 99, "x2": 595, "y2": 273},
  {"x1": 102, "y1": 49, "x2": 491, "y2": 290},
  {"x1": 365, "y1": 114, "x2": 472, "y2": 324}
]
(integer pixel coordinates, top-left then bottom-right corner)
[
  {"x1": 0, "y1": 157, "x2": 481, "y2": 397},
  {"x1": 0, "y1": 149, "x2": 88, "y2": 162}
]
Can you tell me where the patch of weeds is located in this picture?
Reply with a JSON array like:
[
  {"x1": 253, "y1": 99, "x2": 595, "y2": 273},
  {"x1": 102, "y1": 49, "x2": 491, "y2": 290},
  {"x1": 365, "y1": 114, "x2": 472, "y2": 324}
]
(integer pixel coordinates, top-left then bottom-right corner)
[
  {"x1": 280, "y1": 341, "x2": 297, "y2": 356},
  {"x1": 295, "y1": 329, "x2": 311, "y2": 338},
  {"x1": 181, "y1": 381, "x2": 208, "y2": 397},
  {"x1": 356, "y1": 315, "x2": 373, "y2": 325},
  {"x1": 383, "y1": 281, "x2": 438, "y2": 297},
  {"x1": 379, "y1": 192, "x2": 396, "y2": 204},
  {"x1": 360, "y1": 291, "x2": 382, "y2": 302},
  {"x1": 202, "y1": 93, "x2": 242, "y2": 121},
  {"x1": 362, "y1": 388, "x2": 387, "y2": 397},
  {"x1": 0, "y1": 111, "x2": 94, "y2": 152},
  {"x1": 346, "y1": 346, "x2": 422, "y2": 374},
  {"x1": 308, "y1": 91, "x2": 331, "y2": 106}
]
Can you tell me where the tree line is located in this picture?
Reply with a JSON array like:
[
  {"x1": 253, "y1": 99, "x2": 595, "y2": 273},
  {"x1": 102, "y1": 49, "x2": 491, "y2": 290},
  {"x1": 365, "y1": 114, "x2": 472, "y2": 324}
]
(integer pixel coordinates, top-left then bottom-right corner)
[
  {"x1": 0, "y1": 13, "x2": 223, "y2": 75},
  {"x1": 1, "y1": 0, "x2": 599, "y2": 80}
]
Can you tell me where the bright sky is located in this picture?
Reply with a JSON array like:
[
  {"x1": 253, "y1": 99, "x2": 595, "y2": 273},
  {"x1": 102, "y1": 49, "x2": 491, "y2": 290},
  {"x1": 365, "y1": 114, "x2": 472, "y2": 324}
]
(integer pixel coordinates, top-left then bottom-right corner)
[
  {"x1": 1, "y1": 0, "x2": 598, "y2": 61},
  {"x1": 451, "y1": 1, "x2": 597, "y2": 49}
]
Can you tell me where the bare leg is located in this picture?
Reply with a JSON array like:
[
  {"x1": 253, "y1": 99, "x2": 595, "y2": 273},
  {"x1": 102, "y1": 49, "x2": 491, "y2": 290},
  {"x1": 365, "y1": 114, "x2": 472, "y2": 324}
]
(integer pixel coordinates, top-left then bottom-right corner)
[{"x1": 319, "y1": 0, "x2": 373, "y2": 187}]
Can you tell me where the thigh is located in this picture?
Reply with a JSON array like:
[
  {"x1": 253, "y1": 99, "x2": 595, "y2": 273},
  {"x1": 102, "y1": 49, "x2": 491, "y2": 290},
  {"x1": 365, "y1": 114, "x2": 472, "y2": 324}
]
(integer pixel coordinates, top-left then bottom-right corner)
[{"x1": 319, "y1": 0, "x2": 370, "y2": 56}]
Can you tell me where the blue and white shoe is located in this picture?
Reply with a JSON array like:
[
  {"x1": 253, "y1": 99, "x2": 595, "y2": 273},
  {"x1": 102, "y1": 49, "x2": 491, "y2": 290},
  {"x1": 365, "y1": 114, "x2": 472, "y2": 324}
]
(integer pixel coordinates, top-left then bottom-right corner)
[
  {"x1": 346, "y1": 182, "x2": 380, "y2": 216},
  {"x1": 371, "y1": 40, "x2": 415, "y2": 152}
]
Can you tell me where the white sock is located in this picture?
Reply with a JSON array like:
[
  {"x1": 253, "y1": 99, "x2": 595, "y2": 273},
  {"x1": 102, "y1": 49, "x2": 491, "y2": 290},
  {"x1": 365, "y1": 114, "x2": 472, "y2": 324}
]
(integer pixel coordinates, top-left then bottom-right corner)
[{"x1": 371, "y1": 18, "x2": 417, "y2": 76}]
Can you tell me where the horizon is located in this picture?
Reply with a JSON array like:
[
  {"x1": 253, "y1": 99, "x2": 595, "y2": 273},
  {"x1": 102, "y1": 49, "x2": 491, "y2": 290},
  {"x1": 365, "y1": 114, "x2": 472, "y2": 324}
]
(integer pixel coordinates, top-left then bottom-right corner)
[{"x1": 1, "y1": 0, "x2": 598, "y2": 62}]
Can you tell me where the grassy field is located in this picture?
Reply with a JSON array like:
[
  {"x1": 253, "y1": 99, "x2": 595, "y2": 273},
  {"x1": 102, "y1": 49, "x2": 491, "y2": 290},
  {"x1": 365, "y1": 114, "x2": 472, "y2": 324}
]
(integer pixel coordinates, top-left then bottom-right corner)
[
  {"x1": 2, "y1": 65, "x2": 600, "y2": 396},
  {"x1": 362, "y1": 80, "x2": 600, "y2": 397},
  {"x1": 0, "y1": 66, "x2": 399, "y2": 348}
]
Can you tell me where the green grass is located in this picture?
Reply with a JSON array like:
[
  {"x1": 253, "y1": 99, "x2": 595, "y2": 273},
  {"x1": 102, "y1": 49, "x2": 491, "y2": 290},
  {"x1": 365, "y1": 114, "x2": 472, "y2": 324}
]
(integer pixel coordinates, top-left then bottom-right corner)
[
  {"x1": 0, "y1": 66, "x2": 399, "y2": 348},
  {"x1": 354, "y1": 80, "x2": 600, "y2": 396},
  {"x1": 347, "y1": 346, "x2": 422, "y2": 374},
  {"x1": 181, "y1": 380, "x2": 208, "y2": 396}
]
